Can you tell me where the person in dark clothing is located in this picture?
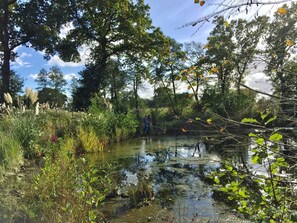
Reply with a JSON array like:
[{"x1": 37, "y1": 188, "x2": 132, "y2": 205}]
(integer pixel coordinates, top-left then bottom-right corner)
[
  {"x1": 143, "y1": 115, "x2": 148, "y2": 134},
  {"x1": 147, "y1": 114, "x2": 152, "y2": 135}
]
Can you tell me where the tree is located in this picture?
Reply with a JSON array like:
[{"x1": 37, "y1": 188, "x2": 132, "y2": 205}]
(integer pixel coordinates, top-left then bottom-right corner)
[
  {"x1": 38, "y1": 88, "x2": 67, "y2": 108},
  {"x1": 181, "y1": 41, "x2": 206, "y2": 106},
  {"x1": 231, "y1": 16, "x2": 269, "y2": 94},
  {"x1": 35, "y1": 68, "x2": 49, "y2": 90},
  {"x1": 0, "y1": 70, "x2": 23, "y2": 99},
  {"x1": 152, "y1": 38, "x2": 186, "y2": 115},
  {"x1": 35, "y1": 66, "x2": 67, "y2": 108},
  {"x1": 48, "y1": 66, "x2": 67, "y2": 91},
  {"x1": 59, "y1": 0, "x2": 163, "y2": 109},
  {"x1": 0, "y1": 0, "x2": 70, "y2": 97},
  {"x1": 264, "y1": 3, "x2": 297, "y2": 117},
  {"x1": 205, "y1": 16, "x2": 235, "y2": 97}
]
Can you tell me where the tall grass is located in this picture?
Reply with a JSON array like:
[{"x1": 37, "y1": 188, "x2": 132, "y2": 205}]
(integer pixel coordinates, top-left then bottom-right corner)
[{"x1": 0, "y1": 133, "x2": 23, "y2": 174}]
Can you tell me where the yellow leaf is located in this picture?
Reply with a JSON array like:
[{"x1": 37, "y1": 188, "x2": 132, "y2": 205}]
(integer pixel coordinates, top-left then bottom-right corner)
[
  {"x1": 225, "y1": 21, "x2": 229, "y2": 27},
  {"x1": 194, "y1": 0, "x2": 199, "y2": 3},
  {"x1": 200, "y1": 0, "x2": 205, "y2": 6},
  {"x1": 211, "y1": 67, "x2": 219, "y2": 73},
  {"x1": 203, "y1": 44, "x2": 211, "y2": 49},
  {"x1": 206, "y1": 118, "x2": 212, "y2": 125},
  {"x1": 187, "y1": 85, "x2": 191, "y2": 90},
  {"x1": 175, "y1": 75, "x2": 181, "y2": 80},
  {"x1": 285, "y1": 39, "x2": 294, "y2": 47},
  {"x1": 277, "y1": 7, "x2": 286, "y2": 15},
  {"x1": 205, "y1": 77, "x2": 209, "y2": 81},
  {"x1": 179, "y1": 70, "x2": 184, "y2": 74},
  {"x1": 199, "y1": 74, "x2": 203, "y2": 79}
]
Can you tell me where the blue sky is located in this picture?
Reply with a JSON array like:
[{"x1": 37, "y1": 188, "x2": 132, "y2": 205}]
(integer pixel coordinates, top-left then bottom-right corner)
[{"x1": 12, "y1": 0, "x2": 289, "y2": 95}]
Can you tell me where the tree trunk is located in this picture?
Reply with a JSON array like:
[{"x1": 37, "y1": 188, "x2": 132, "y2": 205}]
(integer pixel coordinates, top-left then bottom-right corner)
[{"x1": 1, "y1": 0, "x2": 11, "y2": 95}]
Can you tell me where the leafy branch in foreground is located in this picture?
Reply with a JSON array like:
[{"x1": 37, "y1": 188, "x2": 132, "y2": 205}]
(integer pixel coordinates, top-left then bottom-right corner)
[{"x1": 211, "y1": 113, "x2": 297, "y2": 222}]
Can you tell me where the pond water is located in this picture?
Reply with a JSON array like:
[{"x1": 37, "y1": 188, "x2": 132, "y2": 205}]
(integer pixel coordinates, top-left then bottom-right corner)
[
  {"x1": 87, "y1": 135, "x2": 250, "y2": 223},
  {"x1": 0, "y1": 135, "x2": 251, "y2": 223}
]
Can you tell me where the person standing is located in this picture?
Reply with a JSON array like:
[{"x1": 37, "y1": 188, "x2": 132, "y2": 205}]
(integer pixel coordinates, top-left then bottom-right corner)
[{"x1": 143, "y1": 115, "x2": 148, "y2": 134}]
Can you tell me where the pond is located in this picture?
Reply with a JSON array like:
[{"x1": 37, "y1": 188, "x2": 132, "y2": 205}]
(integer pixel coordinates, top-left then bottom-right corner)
[
  {"x1": 87, "y1": 135, "x2": 250, "y2": 223},
  {"x1": 0, "y1": 135, "x2": 251, "y2": 223}
]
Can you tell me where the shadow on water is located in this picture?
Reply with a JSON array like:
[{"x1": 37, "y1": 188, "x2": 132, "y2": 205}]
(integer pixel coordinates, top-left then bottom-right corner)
[{"x1": 87, "y1": 135, "x2": 250, "y2": 222}]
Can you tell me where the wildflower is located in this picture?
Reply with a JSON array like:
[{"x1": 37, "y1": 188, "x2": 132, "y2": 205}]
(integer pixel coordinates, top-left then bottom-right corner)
[{"x1": 50, "y1": 135, "x2": 58, "y2": 143}]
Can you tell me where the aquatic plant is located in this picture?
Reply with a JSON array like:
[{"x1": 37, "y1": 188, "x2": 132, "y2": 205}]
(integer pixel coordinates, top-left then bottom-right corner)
[{"x1": 127, "y1": 174, "x2": 154, "y2": 208}]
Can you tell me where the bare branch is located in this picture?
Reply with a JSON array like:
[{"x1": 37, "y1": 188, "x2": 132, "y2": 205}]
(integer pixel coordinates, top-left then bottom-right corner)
[{"x1": 179, "y1": 0, "x2": 292, "y2": 28}]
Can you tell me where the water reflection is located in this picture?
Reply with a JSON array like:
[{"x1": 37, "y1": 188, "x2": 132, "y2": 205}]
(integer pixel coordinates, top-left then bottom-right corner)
[{"x1": 89, "y1": 135, "x2": 250, "y2": 222}]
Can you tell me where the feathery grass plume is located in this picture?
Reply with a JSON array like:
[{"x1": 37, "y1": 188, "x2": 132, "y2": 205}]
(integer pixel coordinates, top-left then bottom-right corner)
[
  {"x1": 29, "y1": 90, "x2": 38, "y2": 104},
  {"x1": 25, "y1": 87, "x2": 31, "y2": 98},
  {"x1": 4, "y1": 93, "x2": 13, "y2": 104}
]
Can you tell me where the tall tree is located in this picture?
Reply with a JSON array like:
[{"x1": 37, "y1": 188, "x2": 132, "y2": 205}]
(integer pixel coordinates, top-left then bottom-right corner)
[
  {"x1": 264, "y1": 3, "x2": 297, "y2": 116},
  {"x1": 60, "y1": 0, "x2": 163, "y2": 109},
  {"x1": 205, "y1": 16, "x2": 235, "y2": 97},
  {"x1": 48, "y1": 66, "x2": 67, "y2": 91},
  {"x1": 0, "y1": 0, "x2": 70, "y2": 97},
  {"x1": 35, "y1": 68, "x2": 49, "y2": 90},
  {"x1": 182, "y1": 41, "x2": 205, "y2": 105},
  {"x1": 152, "y1": 38, "x2": 185, "y2": 115},
  {"x1": 231, "y1": 16, "x2": 269, "y2": 94}
]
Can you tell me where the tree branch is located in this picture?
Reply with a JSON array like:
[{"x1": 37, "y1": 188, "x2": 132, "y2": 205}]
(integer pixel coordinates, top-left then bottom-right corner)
[{"x1": 179, "y1": 0, "x2": 292, "y2": 28}]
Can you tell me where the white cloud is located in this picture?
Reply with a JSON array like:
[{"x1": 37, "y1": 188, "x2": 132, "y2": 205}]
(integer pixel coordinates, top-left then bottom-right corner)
[
  {"x1": 59, "y1": 22, "x2": 74, "y2": 38},
  {"x1": 47, "y1": 55, "x2": 84, "y2": 67},
  {"x1": 64, "y1": 73, "x2": 78, "y2": 80},
  {"x1": 19, "y1": 52, "x2": 32, "y2": 58},
  {"x1": 46, "y1": 44, "x2": 91, "y2": 67},
  {"x1": 245, "y1": 72, "x2": 273, "y2": 94},
  {"x1": 11, "y1": 57, "x2": 31, "y2": 68},
  {"x1": 29, "y1": 73, "x2": 38, "y2": 79}
]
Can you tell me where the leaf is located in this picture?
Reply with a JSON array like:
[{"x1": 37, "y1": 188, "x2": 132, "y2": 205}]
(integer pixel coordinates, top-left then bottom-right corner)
[
  {"x1": 200, "y1": 0, "x2": 205, "y2": 6},
  {"x1": 285, "y1": 39, "x2": 294, "y2": 47},
  {"x1": 248, "y1": 133, "x2": 257, "y2": 137},
  {"x1": 187, "y1": 85, "x2": 191, "y2": 90},
  {"x1": 194, "y1": 0, "x2": 199, "y2": 3},
  {"x1": 260, "y1": 112, "x2": 269, "y2": 120},
  {"x1": 255, "y1": 137, "x2": 264, "y2": 145},
  {"x1": 225, "y1": 21, "x2": 229, "y2": 27},
  {"x1": 203, "y1": 44, "x2": 211, "y2": 49},
  {"x1": 277, "y1": 7, "x2": 287, "y2": 15},
  {"x1": 241, "y1": 118, "x2": 260, "y2": 124},
  {"x1": 269, "y1": 133, "x2": 283, "y2": 142},
  {"x1": 265, "y1": 116, "x2": 277, "y2": 125},
  {"x1": 195, "y1": 117, "x2": 201, "y2": 121},
  {"x1": 175, "y1": 75, "x2": 181, "y2": 80},
  {"x1": 199, "y1": 74, "x2": 203, "y2": 79},
  {"x1": 206, "y1": 118, "x2": 212, "y2": 125},
  {"x1": 214, "y1": 176, "x2": 220, "y2": 184},
  {"x1": 211, "y1": 67, "x2": 219, "y2": 73}
]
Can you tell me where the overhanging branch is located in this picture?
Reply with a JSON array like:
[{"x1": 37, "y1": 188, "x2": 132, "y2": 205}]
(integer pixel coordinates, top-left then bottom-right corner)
[{"x1": 179, "y1": 0, "x2": 292, "y2": 28}]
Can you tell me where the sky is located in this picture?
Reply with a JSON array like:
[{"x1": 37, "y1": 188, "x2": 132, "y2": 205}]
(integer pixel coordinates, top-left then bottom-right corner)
[{"x1": 12, "y1": 0, "x2": 292, "y2": 97}]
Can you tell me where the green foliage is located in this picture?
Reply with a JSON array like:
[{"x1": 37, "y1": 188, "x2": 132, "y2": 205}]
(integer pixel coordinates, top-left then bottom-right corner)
[
  {"x1": 26, "y1": 149, "x2": 112, "y2": 223},
  {"x1": 201, "y1": 87, "x2": 256, "y2": 119},
  {"x1": 38, "y1": 87, "x2": 67, "y2": 108},
  {"x1": 211, "y1": 115, "x2": 296, "y2": 222},
  {"x1": 0, "y1": 132, "x2": 23, "y2": 175},
  {"x1": 12, "y1": 113, "x2": 42, "y2": 158}
]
